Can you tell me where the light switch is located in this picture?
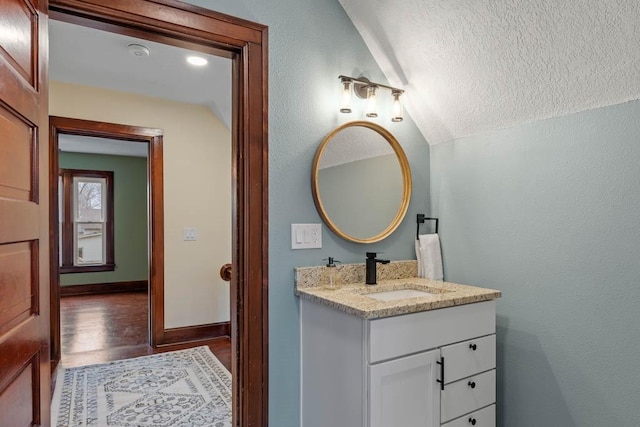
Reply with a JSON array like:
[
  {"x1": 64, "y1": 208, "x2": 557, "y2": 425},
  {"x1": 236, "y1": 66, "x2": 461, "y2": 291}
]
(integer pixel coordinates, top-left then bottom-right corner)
[
  {"x1": 291, "y1": 224, "x2": 322, "y2": 249},
  {"x1": 183, "y1": 227, "x2": 197, "y2": 241}
]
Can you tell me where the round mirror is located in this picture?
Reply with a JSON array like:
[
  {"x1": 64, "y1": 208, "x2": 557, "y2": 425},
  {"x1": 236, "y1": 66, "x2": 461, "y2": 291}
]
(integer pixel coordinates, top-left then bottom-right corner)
[{"x1": 312, "y1": 121, "x2": 412, "y2": 243}]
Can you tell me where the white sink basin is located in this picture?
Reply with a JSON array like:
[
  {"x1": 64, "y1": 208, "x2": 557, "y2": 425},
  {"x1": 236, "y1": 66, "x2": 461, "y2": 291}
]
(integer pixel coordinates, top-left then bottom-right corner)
[{"x1": 365, "y1": 289, "x2": 437, "y2": 302}]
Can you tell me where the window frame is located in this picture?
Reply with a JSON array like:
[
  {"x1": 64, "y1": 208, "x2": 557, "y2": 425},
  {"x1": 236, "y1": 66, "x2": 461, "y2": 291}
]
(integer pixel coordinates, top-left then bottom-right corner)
[{"x1": 59, "y1": 168, "x2": 115, "y2": 273}]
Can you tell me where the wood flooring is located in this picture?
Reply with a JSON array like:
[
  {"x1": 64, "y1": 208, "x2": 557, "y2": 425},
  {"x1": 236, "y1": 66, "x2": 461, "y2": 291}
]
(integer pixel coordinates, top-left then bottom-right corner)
[{"x1": 59, "y1": 291, "x2": 231, "y2": 371}]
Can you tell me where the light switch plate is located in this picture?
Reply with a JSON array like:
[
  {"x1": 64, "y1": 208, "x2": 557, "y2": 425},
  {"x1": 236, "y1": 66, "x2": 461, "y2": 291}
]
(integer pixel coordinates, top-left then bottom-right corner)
[
  {"x1": 183, "y1": 227, "x2": 197, "y2": 241},
  {"x1": 291, "y1": 224, "x2": 322, "y2": 249}
]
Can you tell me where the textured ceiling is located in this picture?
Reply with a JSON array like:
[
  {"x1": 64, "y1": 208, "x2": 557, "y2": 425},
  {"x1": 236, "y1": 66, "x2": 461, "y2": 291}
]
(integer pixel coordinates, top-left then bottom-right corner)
[
  {"x1": 339, "y1": 0, "x2": 640, "y2": 145},
  {"x1": 50, "y1": 20, "x2": 231, "y2": 129}
]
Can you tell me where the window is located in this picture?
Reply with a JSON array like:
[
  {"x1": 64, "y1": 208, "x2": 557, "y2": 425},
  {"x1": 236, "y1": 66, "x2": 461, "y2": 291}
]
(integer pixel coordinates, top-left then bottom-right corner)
[{"x1": 59, "y1": 169, "x2": 115, "y2": 273}]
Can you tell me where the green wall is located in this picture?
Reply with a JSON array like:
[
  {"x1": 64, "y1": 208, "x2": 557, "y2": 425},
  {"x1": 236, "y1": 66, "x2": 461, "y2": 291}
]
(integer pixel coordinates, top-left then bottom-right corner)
[{"x1": 59, "y1": 152, "x2": 148, "y2": 286}]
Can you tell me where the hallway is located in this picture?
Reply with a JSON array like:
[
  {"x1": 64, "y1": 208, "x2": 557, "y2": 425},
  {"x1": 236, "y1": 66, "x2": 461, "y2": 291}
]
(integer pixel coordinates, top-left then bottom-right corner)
[{"x1": 59, "y1": 291, "x2": 231, "y2": 370}]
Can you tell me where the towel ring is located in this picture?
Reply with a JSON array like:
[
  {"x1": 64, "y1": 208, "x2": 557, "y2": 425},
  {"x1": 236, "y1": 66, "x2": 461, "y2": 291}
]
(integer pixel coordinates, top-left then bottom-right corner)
[{"x1": 416, "y1": 214, "x2": 438, "y2": 239}]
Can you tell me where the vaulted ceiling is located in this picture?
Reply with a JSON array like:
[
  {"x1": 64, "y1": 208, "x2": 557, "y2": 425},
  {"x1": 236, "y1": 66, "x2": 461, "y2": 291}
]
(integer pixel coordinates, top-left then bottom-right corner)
[{"x1": 339, "y1": 0, "x2": 640, "y2": 145}]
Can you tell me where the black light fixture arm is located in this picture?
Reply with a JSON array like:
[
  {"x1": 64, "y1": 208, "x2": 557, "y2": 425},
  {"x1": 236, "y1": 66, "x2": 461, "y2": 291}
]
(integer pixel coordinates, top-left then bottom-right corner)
[{"x1": 339, "y1": 75, "x2": 404, "y2": 94}]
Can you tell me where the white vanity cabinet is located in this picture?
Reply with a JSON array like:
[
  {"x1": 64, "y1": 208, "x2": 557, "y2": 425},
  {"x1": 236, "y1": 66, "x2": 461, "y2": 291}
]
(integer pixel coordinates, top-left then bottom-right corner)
[{"x1": 300, "y1": 299, "x2": 497, "y2": 427}]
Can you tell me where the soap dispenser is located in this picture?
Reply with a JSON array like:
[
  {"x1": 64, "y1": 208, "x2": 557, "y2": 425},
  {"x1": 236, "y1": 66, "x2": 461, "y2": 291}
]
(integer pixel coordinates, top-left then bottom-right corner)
[{"x1": 322, "y1": 257, "x2": 342, "y2": 290}]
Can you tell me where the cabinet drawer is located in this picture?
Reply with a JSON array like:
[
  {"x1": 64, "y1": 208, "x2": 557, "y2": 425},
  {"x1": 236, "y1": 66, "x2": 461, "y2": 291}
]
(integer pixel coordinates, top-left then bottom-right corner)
[
  {"x1": 442, "y1": 404, "x2": 495, "y2": 427},
  {"x1": 441, "y1": 370, "x2": 495, "y2": 423},
  {"x1": 442, "y1": 335, "x2": 495, "y2": 384},
  {"x1": 369, "y1": 301, "x2": 496, "y2": 363}
]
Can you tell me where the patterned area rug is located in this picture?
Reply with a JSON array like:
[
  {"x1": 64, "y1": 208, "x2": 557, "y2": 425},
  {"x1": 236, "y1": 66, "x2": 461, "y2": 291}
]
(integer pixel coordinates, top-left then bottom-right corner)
[{"x1": 51, "y1": 346, "x2": 231, "y2": 427}]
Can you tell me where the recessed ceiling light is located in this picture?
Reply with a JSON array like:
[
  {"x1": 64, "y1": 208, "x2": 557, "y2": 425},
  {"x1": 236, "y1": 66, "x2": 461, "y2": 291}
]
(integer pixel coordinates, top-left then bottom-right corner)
[{"x1": 186, "y1": 56, "x2": 208, "y2": 66}]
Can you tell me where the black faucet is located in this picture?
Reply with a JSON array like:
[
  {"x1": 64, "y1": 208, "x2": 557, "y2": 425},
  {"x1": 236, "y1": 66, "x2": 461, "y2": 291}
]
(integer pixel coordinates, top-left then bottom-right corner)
[{"x1": 365, "y1": 252, "x2": 390, "y2": 285}]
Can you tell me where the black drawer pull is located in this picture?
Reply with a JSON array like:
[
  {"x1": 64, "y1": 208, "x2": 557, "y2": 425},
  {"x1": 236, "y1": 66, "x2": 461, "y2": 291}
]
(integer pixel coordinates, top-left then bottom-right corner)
[
  {"x1": 436, "y1": 357, "x2": 445, "y2": 391},
  {"x1": 469, "y1": 343, "x2": 477, "y2": 351},
  {"x1": 468, "y1": 417, "x2": 477, "y2": 425},
  {"x1": 468, "y1": 381, "x2": 476, "y2": 389}
]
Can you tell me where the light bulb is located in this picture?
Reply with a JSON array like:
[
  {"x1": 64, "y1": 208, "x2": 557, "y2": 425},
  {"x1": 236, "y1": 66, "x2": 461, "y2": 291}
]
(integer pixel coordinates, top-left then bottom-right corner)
[
  {"x1": 392, "y1": 91, "x2": 404, "y2": 122},
  {"x1": 340, "y1": 79, "x2": 352, "y2": 113},
  {"x1": 366, "y1": 86, "x2": 378, "y2": 118}
]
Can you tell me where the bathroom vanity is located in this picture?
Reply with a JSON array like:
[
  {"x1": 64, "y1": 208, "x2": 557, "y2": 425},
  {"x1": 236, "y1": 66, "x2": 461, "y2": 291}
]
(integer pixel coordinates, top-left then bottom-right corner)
[
  {"x1": 296, "y1": 262, "x2": 501, "y2": 427},
  {"x1": 302, "y1": 120, "x2": 498, "y2": 426}
]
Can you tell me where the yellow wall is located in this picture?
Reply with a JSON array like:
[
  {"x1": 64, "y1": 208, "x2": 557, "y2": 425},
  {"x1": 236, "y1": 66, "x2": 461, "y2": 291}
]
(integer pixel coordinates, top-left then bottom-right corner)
[{"x1": 50, "y1": 81, "x2": 232, "y2": 328}]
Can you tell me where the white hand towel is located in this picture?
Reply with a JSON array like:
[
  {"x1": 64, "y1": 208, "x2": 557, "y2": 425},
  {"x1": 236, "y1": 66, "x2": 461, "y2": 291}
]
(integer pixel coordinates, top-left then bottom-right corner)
[
  {"x1": 415, "y1": 239, "x2": 424, "y2": 277},
  {"x1": 418, "y1": 234, "x2": 443, "y2": 281}
]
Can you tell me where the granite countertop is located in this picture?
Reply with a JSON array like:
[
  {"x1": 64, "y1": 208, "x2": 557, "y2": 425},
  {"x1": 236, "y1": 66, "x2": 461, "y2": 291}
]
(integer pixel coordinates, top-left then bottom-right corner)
[{"x1": 295, "y1": 277, "x2": 502, "y2": 320}]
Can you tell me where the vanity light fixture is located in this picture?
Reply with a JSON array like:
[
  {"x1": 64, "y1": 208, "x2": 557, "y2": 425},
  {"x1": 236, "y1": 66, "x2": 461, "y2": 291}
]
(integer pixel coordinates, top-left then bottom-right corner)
[{"x1": 338, "y1": 75, "x2": 404, "y2": 122}]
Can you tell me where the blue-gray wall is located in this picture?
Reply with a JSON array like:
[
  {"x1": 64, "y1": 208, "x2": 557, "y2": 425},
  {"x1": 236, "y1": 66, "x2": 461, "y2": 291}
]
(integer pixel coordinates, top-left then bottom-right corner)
[
  {"x1": 181, "y1": 1, "x2": 431, "y2": 425},
  {"x1": 431, "y1": 101, "x2": 640, "y2": 426},
  {"x1": 319, "y1": 154, "x2": 403, "y2": 240}
]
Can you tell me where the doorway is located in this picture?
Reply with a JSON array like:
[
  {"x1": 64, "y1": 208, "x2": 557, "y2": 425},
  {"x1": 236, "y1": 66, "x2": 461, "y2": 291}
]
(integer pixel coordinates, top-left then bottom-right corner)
[
  {"x1": 49, "y1": 116, "x2": 163, "y2": 365},
  {"x1": 47, "y1": 1, "x2": 269, "y2": 426}
]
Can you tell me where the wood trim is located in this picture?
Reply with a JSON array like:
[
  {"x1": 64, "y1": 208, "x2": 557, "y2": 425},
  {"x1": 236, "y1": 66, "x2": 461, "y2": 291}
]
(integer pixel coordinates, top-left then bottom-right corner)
[
  {"x1": 162, "y1": 322, "x2": 231, "y2": 345},
  {"x1": 49, "y1": 126, "x2": 61, "y2": 367},
  {"x1": 48, "y1": 0, "x2": 265, "y2": 53},
  {"x1": 60, "y1": 280, "x2": 148, "y2": 296},
  {"x1": 148, "y1": 134, "x2": 165, "y2": 347},
  {"x1": 60, "y1": 263, "x2": 115, "y2": 274},
  {"x1": 49, "y1": 116, "x2": 163, "y2": 139},
  {"x1": 48, "y1": 2, "x2": 269, "y2": 426},
  {"x1": 49, "y1": 116, "x2": 164, "y2": 366}
]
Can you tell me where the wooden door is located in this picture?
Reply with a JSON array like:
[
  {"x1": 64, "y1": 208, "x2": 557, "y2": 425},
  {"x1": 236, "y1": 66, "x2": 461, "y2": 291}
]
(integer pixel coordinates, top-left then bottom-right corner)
[
  {"x1": 0, "y1": 0, "x2": 50, "y2": 425},
  {"x1": 369, "y1": 349, "x2": 440, "y2": 427}
]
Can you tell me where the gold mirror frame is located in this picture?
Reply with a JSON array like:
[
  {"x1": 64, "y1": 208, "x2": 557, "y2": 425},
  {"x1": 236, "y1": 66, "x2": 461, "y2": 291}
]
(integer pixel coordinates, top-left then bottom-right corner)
[{"x1": 311, "y1": 121, "x2": 412, "y2": 244}]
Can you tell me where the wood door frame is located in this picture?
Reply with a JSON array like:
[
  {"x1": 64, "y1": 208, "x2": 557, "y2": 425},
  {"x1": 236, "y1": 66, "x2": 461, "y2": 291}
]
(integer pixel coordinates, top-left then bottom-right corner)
[
  {"x1": 47, "y1": 1, "x2": 269, "y2": 426},
  {"x1": 49, "y1": 116, "x2": 164, "y2": 363}
]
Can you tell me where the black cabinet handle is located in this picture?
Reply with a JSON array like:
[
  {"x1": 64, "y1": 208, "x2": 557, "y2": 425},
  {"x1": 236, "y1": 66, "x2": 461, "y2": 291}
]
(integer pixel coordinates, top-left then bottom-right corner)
[
  {"x1": 436, "y1": 357, "x2": 445, "y2": 391},
  {"x1": 468, "y1": 417, "x2": 477, "y2": 425},
  {"x1": 469, "y1": 343, "x2": 477, "y2": 351},
  {"x1": 468, "y1": 381, "x2": 476, "y2": 389}
]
